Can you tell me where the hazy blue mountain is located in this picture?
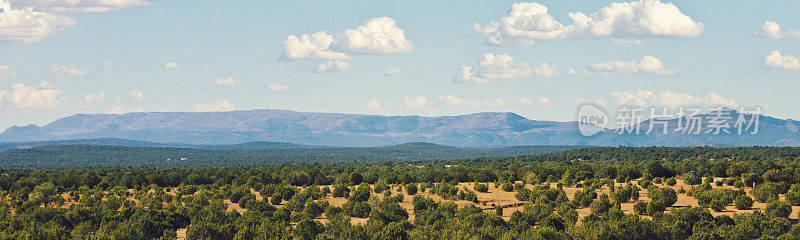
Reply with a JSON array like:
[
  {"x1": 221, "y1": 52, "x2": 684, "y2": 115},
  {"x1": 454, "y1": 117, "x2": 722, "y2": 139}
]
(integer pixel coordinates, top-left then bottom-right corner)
[{"x1": 0, "y1": 109, "x2": 798, "y2": 147}]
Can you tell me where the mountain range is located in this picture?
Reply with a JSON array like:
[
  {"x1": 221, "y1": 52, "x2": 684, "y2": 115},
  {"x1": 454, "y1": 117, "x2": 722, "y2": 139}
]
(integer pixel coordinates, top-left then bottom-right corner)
[{"x1": 1, "y1": 109, "x2": 798, "y2": 147}]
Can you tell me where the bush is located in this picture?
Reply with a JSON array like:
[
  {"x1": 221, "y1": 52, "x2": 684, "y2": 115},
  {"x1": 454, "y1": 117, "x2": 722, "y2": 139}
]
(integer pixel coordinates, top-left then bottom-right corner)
[
  {"x1": 590, "y1": 194, "x2": 611, "y2": 215},
  {"x1": 270, "y1": 192, "x2": 283, "y2": 205},
  {"x1": 666, "y1": 177, "x2": 677, "y2": 186},
  {"x1": 684, "y1": 172, "x2": 702, "y2": 185},
  {"x1": 634, "y1": 201, "x2": 647, "y2": 215},
  {"x1": 502, "y1": 183, "x2": 514, "y2": 192},
  {"x1": 332, "y1": 185, "x2": 350, "y2": 198},
  {"x1": 404, "y1": 183, "x2": 418, "y2": 195},
  {"x1": 734, "y1": 195, "x2": 753, "y2": 210},
  {"x1": 474, "y1": 183, "x2": 489, "y2": 193},
  {"x1": 647, "y1": 200, "x2": 667, "y2": 216},
  {"x1": 751, "y1": 182, "x2": 785, "y2": 203},
  {"x1": 766, "y1": 201, "x2": 792, "y2": 218}
]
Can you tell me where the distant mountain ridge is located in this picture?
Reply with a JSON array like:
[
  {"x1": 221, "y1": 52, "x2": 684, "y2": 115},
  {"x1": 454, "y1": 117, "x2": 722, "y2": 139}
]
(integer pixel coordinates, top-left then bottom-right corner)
[{"x1": 1, "y1": 109, "x2": 799, "y2": 147}]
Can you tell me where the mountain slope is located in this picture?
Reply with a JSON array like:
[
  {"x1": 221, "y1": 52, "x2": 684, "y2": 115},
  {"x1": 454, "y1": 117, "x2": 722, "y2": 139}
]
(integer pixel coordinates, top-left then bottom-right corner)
[
  {"x1": 0, "y1": 109, "x2": 798, "y2": 147},
  {"x1": 0, "y1": 110, "x2": 585, "y2": 147}
]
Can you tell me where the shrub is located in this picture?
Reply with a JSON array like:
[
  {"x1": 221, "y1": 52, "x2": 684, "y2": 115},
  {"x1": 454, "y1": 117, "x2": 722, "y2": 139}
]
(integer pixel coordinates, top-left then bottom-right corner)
[
  {"x1": 684, "y1": 172, "x2": 702, "y2": 185},
  {"x1": 502, "y1": 183, "x2": 514, "y2": 192},
  {"x1": 666, "y1": 177, "x2": 677, "y2": 186},
  {"x1": 590, "y1": 194, "x2": 611, "y2": 215},
  {"x1": 495, "y1": 205, "x2": 503, "y2": 216},
  {"x1": 474, "y1": 183, "x2": 489, "y2": 193},
  {"x1": 404, "y1": 183, "x2": 418, "y2": 195},
  {"x1": 634, "y1": 201, "x2": 647, "y2": 215},
  {"x1": 734, "y1": 195, "x2": 753, "y2": 210},
  {"x1": 646, "y1": 199, "x2": 667, "y2": 216},
  {"x1": 270, "y1": 192, "x2": 283, "y2": 205},
  {"x1": 709, "y1": 199, "x2": 726, "y2": 212},
  {"x1": 766, "y1": 201, "x2": 792, "y2": 218},
  {"x1": 751, "y1": 182, "x2": 785, "y2": 203},
  {"x1": 332, "y1": 185, "x2": 350, "y2": 198}
]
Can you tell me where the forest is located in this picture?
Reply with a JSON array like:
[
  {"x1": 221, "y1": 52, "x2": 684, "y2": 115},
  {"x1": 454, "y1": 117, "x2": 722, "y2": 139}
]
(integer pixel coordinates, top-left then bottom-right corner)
[{"x1": 1, "y1": 146, "x2": 800, "y2": 239}]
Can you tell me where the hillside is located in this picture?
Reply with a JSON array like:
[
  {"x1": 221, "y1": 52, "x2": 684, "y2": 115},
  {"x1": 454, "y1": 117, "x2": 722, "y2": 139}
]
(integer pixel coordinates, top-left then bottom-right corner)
[{"x1": 0, "y1": 109, "x2": 798, "y2": 147}]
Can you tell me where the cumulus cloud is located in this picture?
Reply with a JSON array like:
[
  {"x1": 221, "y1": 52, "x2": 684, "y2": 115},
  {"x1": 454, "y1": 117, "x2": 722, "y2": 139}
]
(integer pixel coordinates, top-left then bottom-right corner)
[
  {"x1": 126, "y1": 90, "x2": 143, "y2": 101},
  {"x1": 51, "y1": 65, "x2": 86, "y2": 77},
  {"x1": 513, "y1": 97, "x2": 551, "y2": 107},
  {"x1": 280, "y1": 17, "x2": 413, "y2": 60},
  {"x1": 267, "y1": 83, "x2": 292, "y2": 92},
  {"x1": 610, "y1": 90, "x2": 737, "y2": 108},
  {"x1": 0, "y1": 0, "x2": 77, "y2": 44},
  {"x1": 533, "y1": 62, "x2": 559, "y2": 77},
  {"x1": 280, "y1": 31, "x2": 352, "y2": 60},
  {"x1": 1, "y1": 81, "x2": 65, "y2": 110},
  {"x1": 10, "y1": 0, "x2": 151, "y2": 13},
  {"x1": 404, "y1": 96, "x2": 428, "y2": 110},
  {"x1": 79, "y1": 92, "x2": 105, "y2": 105},
  {"x1": 213, "y1": 77, "x2": 241, "y2": 86},
  {"x1": 364, "y1": 98, "x2": 383, "y2": 110},
  {"x1": 315, "y1": 60, "x2": 350, "y2": 73},
  {"x1": 589, "y1": 55, "x2": 676, "y2": 76},
  {"x1": 163, "y1": 62, "x2": 179, "y2": 69},
  {"x1": 438, "y1": 95, "x2": 481, "y2": 108},
  {"x1": 762, "y1": 51, "x2": 799, "y2": 70},
  {"x1": 385, "y1": 68, "x2": 403, "y2": 76},
  {"x1": 194, "y1": 100, "x2": 235, "y2": 112},
  {"x1": 754, "y1": 21, "x2": 800, "y2": 39},
  {"x1": 456, "y1": 53, "x2": 557, "y2": 83},
  {"x1": 0, "y1": 65, "x2": 16, "y2": 79},
  {"x1": 474, "y1": 0, "x2": 703, "y2": 46},
  {"x1": 331, "y1": 17, "x2": 414, "y2": 54}
]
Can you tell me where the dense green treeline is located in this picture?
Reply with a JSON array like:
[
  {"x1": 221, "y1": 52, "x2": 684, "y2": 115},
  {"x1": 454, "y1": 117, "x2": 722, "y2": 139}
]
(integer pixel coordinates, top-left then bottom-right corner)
[{"x1": 0, "y1": 143, "x2": 579, "y2": 168}]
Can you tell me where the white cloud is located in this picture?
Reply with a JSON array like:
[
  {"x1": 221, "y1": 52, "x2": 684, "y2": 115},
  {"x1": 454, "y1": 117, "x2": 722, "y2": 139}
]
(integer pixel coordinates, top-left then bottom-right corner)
[
  {"x1": 10, "y1": 0, "x2": 151, "y2": 13},
  {"x1": 126, "y1": 90, "x2": 143, "y2": 101},
  {"x1": 101, "y1": 61, "x2": 115, "y2": 68},
  {"x1": 331, "y1": 17, "x2": 414, "y2": 54},
  {"x1": 754, "y1": 21, "x2": 800, "y2": 39},
  {"x1": 456, "y1": 53, "x2": 556, "y2": 83},
  {"x1": 280, "y1": 31, "x2": 352, "y2": 60},
  {"x1": 514, "y1": 96, "x2": 551, "y2": 107},
  {"x1": 475, "y1": 0, "x2": 703, "y2": 46},
  {"x1": 213, "y1": 77, "x2": 241, "y2": 86},
  {"x1": 762, "y1": 51, "x2": 799, "y2": 70},
  {"x1": 533, "y1": 62, "x2": 559, "y2": 77},
  {"x1": 79, "y1": 92, "x2": 105, "y2": 105},
  {"x1": 0, "y1": 0, "x2": 77, "y2": 44},
  {"x1": 280, "y1": 17, "x2": 413, "y2": 60},
  {"x1": 267, "y1": 83, "x2": 292, "y2": 92},
  {"x1": 364, "y1": 99, "x2": 383, "y2": 110},
  {"x1": 1, "y1": 81, "x2": 65, "y2": 110},
  {"x1": 0, "y1": 65, "x2": 16, "y2": 79},
  {"x1": 194, "y1": 100, "x2": 235, "y2": 112},
  {"x1": 438, "y1": 95, "x2": 481, "y2": 108},
  {"x1": 163, "y1": 62, "x2": 179, "y2": 69},
  {"x1": 404, "y1": 96, "x2": 428, "y2": 110},
  {"x1": 610, "y1": 90, "x2": 737, "y2": 108},
  {"x1": 385, "y1": 68, "x2": 403, "y2": 76},
  {"x1": 567, "y1": 68, "x2": 592, "y2": 76},
  {"x1": 51, "y1": 65, "x2": 86, "y2": 77},
  {"x1": 589, "y1": 55, "x2": 676, "y2": 76},
  {"x1": 315, "y1": 60, "x2": 350, "y2": 73}
]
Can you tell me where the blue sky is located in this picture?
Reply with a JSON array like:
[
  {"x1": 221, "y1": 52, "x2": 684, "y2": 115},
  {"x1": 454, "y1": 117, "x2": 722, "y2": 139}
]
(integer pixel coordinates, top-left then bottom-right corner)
[{"x1": 0, "y1": 0, "x2": 798, "y2": 130}]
